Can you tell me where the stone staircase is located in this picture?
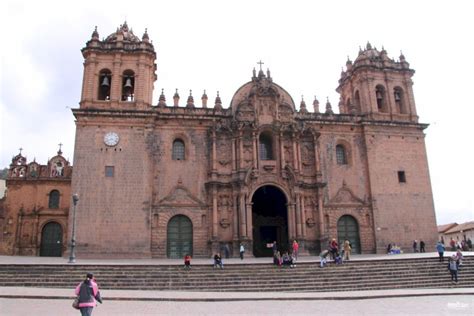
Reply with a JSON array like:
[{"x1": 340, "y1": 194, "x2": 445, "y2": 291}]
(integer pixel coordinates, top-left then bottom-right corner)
[{"x1": 0, "y1": 256, "x2": 471, "y2": 292}]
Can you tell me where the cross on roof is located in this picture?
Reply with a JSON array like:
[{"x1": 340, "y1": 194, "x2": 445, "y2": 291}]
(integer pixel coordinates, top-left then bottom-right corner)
[
  {"x1": 257, "y1": 60, "x2": 264, "y2": 71},
  {"x1": 58, "y1": 143, "x2": 63, "y2": 151},
  {"x1": 19, "y1": 147, "x2": 23, "y2": 155}
]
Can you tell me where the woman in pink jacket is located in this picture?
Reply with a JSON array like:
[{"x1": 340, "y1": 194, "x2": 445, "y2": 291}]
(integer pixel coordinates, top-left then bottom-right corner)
[{"x1": 75, "y1": 273, "x2": 102, "y2": 316}]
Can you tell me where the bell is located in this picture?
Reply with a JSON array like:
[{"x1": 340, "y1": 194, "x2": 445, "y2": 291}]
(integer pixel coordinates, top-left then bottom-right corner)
[
  {"x1": 376, "y1": 90, "x2": 383, "y2": 100},
  {"x1": 124, "y1": 77, "x2": 133, "y2": 89},
  {"x1": 101, "y1": 76, "x2": 110, "y2": 87},
  {"x1": 394, "y1": 92, "x2": 401, "y2": 101}
]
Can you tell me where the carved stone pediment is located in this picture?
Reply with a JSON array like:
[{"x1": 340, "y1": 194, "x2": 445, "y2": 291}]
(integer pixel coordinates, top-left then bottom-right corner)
[
  {"x1": 328, "y1": 182, "x2": 364, "y2": 206},
  {"x1": 159, "y1": 185, "x2": 206, "y2": 207}
]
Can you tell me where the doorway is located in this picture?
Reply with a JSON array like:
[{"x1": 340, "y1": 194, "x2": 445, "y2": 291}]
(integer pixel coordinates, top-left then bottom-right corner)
[
  {"x1": 40, "y1": 222, "x2": 63, "y2": 257},
  {"x1": 167, "y1": 215, "x2": 193, "y2": 259},
  {"x1": 251, "y1": 185, "x2": 288, "y2": 257},
  {"x1": 337, "y1": 215, "x2": 361, "y2": 254}
]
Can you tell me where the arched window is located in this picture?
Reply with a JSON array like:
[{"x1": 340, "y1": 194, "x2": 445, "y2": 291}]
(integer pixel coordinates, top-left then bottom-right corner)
[
  {"x1": 172, "y1": 139, "x2": 185, "y2": 160},
  {"x1": 375, "y1": 85, "x2": 387, "y2": 112},
  {"x1": 336, "y1": 145, "x2": 348, "y2": 165},
  {"x1": 98, "y1": 69, "x2": 111, "y2": 101},
  {"x1": 259, "y1": 132, "x2": 273, "y2": 160},
  {"x1": 354, "y1": 90, "x2": 361, "y2": 112},
  {"x1": 121, "y1": 70, "x2": 135, "y2": 101},
  {"x1": 48, "y1": 190, "x2": 60, "y2": 209},
  {"x1": 394, "y1": 87, "x2": 406, "y2": 114}
]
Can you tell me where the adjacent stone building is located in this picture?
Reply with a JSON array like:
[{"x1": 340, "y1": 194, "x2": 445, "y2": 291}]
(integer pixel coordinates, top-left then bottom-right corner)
[
  {"x1": 0, "y1": 149, "x2": 72, "y2": 256},
  {"x1": 68, "y1": 22, "x2": 438, "y2": 259}
]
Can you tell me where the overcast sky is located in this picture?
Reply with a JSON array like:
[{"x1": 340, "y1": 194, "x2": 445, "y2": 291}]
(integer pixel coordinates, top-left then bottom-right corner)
[{"x1": 1, "y1": 0, "x2": 472, "y2": 225}]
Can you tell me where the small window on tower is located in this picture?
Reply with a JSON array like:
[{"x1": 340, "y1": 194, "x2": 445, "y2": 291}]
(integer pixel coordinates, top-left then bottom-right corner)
[
  {"x1": 398, "y1": 171, "x2": 406, "y2": 183},
  {"x1": 122, "y1": 70, "x2": 135, "y2": 101},
  {"x1": 105, "y1": 166, "x2": 115, "y2": 177},
  {"x1": 336, "y1": 145, "x2": 348, "y2": 165},
  {"x1": 375, "y1": 85, "x2": 387, "y2": 112},
  {"x1": 172, "y1": 139, "x2": 185, "y2": 160}
]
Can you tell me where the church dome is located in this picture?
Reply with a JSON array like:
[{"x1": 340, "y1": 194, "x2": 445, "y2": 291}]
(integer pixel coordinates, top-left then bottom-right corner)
[{"x1": 105, "y1": 22, "x2": 140, "y2": 43}]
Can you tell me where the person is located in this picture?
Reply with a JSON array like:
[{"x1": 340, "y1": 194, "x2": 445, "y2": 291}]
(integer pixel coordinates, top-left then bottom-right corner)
[
  {"x1": 213, "y1": 253, "x2": 224, "y2": 269},
  {"x1": 273, "y1": 251, "x2": 282, "y2": 266},
  {"x1": 184, "y1": 254, "x2": 191, "y2": 269},
  {"x1": 448, "y1": 254, "x2": 459, "y2": 283},
  {"x1": 292, "y1": 240, "x2": 299, "y2": 260},
  {"x1": 329, "y1": 238, "x2": 338, "y2": 260},
  {"x1": 449, "y1": 238, "x2": 456, "y2": 251},
  {"x1": 436, "y1": 241, "x2": 445, "y2": 262},
  {"x1": 467, "y1": 238, "x2": 472, "y2": 250},
  {"x1": 386, "y1": 243, "x2": 392, "y2": 254},
  {"x1": 239, "y1": 243, "x2": 245, "y2": 260},
  {"x1": 319, "y1": 250, "x2": 329, "y2": 268},
  {"x1": 419, "y1": 240, "x2": 425, "y2": 253},
  {"x1": 343, "y1": 240, "x2": 352, "y2": 261},
  {"x1": 413, "y1": 240, "x2": 418, "y2": 253},
  {"x1": 75, "y1": 273, "x2": 102, "y2": 316},
  {"x1": 224, "y1": 243, "x2": 230, "y2": 259},
  {"x1": 454, "y1": 249, "x2": 464, "y2": 267},
  {"x1": 282, "y1": 252, "x2": 294, "y2": 268},
  {"x1": 272, "y1": 241, "x2": 278, "y2": 256}
]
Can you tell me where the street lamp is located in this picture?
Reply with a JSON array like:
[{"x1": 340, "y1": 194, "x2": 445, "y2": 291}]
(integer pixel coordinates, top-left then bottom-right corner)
[{"x1": 68, "y1": 193, "x2": 79, "y2": 263}]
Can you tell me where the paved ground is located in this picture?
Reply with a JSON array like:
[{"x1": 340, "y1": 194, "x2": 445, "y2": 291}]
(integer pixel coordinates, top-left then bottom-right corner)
[{"x1": 0, "y1": 295, "x2": 472, "y2": 315}]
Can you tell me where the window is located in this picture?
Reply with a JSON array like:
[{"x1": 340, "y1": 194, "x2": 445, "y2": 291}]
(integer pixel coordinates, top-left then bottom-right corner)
[
  {"x1": 172, "y1": 139, "x2": 185, "y2": 160},
  {"x1": 375, "y1": 85, "x2": 387, "y2": 112},
  {"x1": 121, "y1": 70, "x2": 135, "y2": 101},
  {"x1": 48, "y1": 190, "x2": 60, "y2": 209},
  {"x1": 105, "y1": 166, "x2": 115, "y2": 177},
  {"x1": 398, "y1": 171, "x2": 406, "y2": 183},
  {"x1": 336, "y1": 145, "x2": 347, "y2": 165},
  {"x1": 98, "y1": 69, "x2": 111, "y2": 101},
  {"x1": 394, "y1": 87, "x2": 406, "y2": 114},
  {"x1": 354, "y1": 90, "x2": 361, "y2": 112},
  {"x1": 259, "y1": 132, "x2": 273, "y2": 160}
]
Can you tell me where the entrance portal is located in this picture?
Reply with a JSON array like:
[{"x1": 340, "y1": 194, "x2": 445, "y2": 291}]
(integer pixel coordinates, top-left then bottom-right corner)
[
  {"x1": 252, "y1": 185, "x2": 288, "y2": 257},
  {"x1": 40, "y1": 222, "x2": 63, "y2": 257},
  {"x1": 337, "y1": 215, "x2": 361, "y2": 254},
  {"x1": 167, "y1": 215, "x2": 193, "y2": 259}
]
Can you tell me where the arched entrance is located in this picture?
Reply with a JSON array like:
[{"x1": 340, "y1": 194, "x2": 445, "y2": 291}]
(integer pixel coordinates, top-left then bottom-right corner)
[
  {"x1": 167, "y1": 215, "x2": 193, "y2": 259},
  {"x1": 252, "y1": 185, "x2": 288, "y2": 257},
  {"x1": 337, "y1": 215, "x2": 361, "y2": 254},
  {"x1": 40, "y1": 222, "x2": 63, "y2": 257}
]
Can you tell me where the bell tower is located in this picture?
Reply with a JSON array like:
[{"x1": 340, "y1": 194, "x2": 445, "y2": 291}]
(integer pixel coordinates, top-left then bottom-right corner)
[
  {"x1": 79, "y1": 22, "x2": 157, "y2": 110},
  {"x1": 337, "y1": 43, "x2": 417, "y2": 122}
]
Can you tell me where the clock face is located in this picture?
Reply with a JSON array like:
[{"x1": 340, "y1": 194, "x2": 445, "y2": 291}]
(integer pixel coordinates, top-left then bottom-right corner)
[{"x1": 104, "y1": 132, "x2": 119, "y2": 146}]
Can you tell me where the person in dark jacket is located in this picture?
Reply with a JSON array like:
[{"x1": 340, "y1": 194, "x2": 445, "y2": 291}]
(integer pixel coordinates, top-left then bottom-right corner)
[
  {"x1": 448, "y1": 255, "x2": 459, "y2": 283},
  {"x1": 75, "y1": 273, "x2": 102, "y2": 316},
  {"x1": 419, "y1": 240, "x2": 425, "y2": 253}
]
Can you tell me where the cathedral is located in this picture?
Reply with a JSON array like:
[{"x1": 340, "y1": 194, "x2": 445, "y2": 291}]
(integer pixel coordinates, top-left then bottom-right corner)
[{"x1": 1, "y1": 22, "x2": 438, "y2": 258}]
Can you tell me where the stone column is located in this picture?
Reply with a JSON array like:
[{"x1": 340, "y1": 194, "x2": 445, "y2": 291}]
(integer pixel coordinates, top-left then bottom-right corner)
[
  {"x1": 212, "y1": 187, "x2": 218, "y2": 239},
  {"x1": 300, "y1": 194, "x2": 306, "y2": 238},
  {"x1": 318, "y1": 188, "x2": 324, "y2": 237},
  {"x1": 313, "y1": 134, "x2": 321, "y2": 175},
  {"x1": 252, "y1": 131, "x2": 258, "y2": 169},
  {"x1": 295, "y1": 193, "x2": 302, "y2": 238},
  {"x1": 238, "y1": 130, "x2": 243, "y2": 170},
  {"x1": 279, "y1": 131, "x2": 285, "y2": 170},
  {"x1": 246, "y1": 200, "x2": 253, "y2": 241},
  {"x1": 287, "y1": 203, "x2": 296, "y2": 240},
  {"x1": 231, "y1": 137, "x2": 237, "y2": 172},
  {"x1": 292, "y1": 134, "x2": 299, "y2": 172},
  {"x1": 239, "y1": 193, "x2": 247, "y2": 238},
  {"x1": 211, "y1": 130, "x2": 217, "y2": 172},
  {"x1": 112, "y1": 58, "x2": 121, "y2": 104},
  {"x1": 232, "y1": 193, "x2": 239, "y2": 240},
  {"x1": 297, "y1": 138, "x2": 302, "y2": 172}
]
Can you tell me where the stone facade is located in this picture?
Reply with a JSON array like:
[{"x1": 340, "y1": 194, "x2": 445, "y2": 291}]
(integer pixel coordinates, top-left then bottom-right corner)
[
  {"x1": 0, "y1": 149, "x2": 72, "y2": 256},
  {"x1": 67, "y1": 23, "x2": 438, "y2": 258}
]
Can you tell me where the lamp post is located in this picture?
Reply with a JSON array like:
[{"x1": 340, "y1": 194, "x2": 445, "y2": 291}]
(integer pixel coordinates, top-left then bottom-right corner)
[{"x1": 68, "y1": 193, "x2": 79, "y2": 263}]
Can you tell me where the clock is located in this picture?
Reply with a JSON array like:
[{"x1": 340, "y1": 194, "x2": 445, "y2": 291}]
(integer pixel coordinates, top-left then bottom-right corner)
[{"x1": 104, "y1": 132, "x2": 120, "y2": 146}]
